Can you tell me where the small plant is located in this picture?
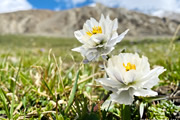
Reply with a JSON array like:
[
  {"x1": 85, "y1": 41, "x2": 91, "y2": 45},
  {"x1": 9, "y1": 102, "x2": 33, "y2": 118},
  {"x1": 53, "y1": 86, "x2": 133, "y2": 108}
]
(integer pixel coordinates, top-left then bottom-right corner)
[{"x1": 147, "y1": 100, "x2": 180, "y2": 119}]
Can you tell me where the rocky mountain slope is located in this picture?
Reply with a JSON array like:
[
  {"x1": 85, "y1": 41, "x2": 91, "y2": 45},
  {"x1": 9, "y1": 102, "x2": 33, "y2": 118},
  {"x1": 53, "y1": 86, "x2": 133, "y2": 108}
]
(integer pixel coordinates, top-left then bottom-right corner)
[
  {"x1": 152, "y1": 10, "x2": 180, "y2": 22},
  {"x1": 0, "y1": 4, "x2": 179, "y2": 38}
]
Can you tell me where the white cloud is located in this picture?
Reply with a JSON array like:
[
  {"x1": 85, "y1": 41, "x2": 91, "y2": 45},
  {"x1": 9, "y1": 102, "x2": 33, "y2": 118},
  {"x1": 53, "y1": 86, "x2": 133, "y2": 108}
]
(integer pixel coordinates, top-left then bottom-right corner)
[
  {"x1": 0, "y1": 0, "x2": 32, "y2": 13},
  {"x1": 120, "y1": 0, "x2": 180, "y2": 12},
  {"x1": 88, "y1": 3, "x2": 96, "y2": 7},
  {"x1": 72, "y1": 0, "x2": 86, "y2": 5},
  {"x1": 94, "y1": 0, "x2": 180, "y2": 13},
  {"x1": 55, "y1": 0, "x2": 86, "y2": 10}
]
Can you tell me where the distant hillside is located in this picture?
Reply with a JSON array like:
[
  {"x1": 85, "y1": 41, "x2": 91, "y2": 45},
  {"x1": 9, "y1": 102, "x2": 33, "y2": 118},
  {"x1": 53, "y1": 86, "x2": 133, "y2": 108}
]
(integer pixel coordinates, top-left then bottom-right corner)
[
  {"x1": 0, "y1": 3, "x2": 179, "y2": 38},
  {"x1": 152, "y1": 10, "x2": 180, "y2": 22}
]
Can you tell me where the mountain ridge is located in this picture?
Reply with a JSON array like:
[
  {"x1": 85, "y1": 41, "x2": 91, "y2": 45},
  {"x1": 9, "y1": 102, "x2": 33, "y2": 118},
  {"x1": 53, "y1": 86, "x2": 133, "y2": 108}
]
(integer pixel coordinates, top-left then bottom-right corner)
[{"x1": 0, "y1": 3, "x2": 179, "y2": 38}]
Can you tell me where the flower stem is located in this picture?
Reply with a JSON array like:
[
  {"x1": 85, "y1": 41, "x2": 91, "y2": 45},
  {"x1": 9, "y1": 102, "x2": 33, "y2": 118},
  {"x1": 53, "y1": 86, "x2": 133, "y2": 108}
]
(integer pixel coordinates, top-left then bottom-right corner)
[
  {"x1": 121, "y1": 104, "x2": 131, "y2": 120},
  {"x1": 93, "y1": 91, "x2": 112, "y2": 112}
]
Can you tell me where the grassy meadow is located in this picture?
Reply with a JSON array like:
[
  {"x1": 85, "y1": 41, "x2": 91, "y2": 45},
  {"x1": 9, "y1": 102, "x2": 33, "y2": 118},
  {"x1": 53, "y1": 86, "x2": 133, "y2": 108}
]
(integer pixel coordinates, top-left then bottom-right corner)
[{"x1": 0, "y1": 34, "x2": 179, "y2": 119}]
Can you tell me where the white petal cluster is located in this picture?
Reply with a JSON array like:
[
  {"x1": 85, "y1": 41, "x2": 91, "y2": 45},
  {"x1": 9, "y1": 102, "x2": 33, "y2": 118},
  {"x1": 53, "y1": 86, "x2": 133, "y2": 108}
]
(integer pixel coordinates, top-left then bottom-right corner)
[
  {"x1": 97, "y1": 53, "x2": 166, "y2": 105},
  {"x1": 72, "y1": 14, "x2": 129, "y2": 62}
]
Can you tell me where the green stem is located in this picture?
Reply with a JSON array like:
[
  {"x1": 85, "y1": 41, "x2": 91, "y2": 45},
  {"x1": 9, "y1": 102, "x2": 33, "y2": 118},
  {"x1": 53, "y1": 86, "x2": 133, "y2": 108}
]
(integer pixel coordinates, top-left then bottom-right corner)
[{"x1": 121, "y1": 104, "x2": 131, "y2": 120}]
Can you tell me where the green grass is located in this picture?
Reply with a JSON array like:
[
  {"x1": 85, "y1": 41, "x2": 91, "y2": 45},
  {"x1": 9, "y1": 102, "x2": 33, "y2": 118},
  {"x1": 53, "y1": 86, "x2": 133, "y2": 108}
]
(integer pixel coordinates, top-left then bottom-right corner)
[
  {"x1": 0, "y1": 34, "x2": 179, "y2": 64},
  {"x1": 0, "y1": 34, "x2": 179, "y2": 119}
]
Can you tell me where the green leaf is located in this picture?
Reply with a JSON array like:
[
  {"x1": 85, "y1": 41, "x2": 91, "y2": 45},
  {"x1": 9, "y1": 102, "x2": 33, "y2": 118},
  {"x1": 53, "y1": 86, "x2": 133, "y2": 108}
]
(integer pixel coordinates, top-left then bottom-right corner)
[
  {"x1": 64, "y1": 65, "x2": 74, "y2": 80},
  {"x1": 20, "y1": 72, "x2": 32, "y2": 85},
  {"x1": 42, "y1": 79, "x2": 56, "y2": 101},
  {"x1": 80, "y1": 113, "x2": 99, "y2": 120},
  {"x1": 121, "y1": 104, "x2": 131, "y2": 120},
  {"x1": 65, "y1": 70, "x2": 80, "y2": 113},
  {"x1": 144, "y1": 95, "x2": 169, "y2": 102},
  {"x1": 22, "y1": 96, "x2": 26, "y2": 120},
  {"x1": 0, "y1": 88, "x2": 10, "y2": 118},
  {"x1": 10, "y1": 58, "x2": 22, "y2": 119},
  {"x1": 56, "y1": 114, "x2": 64, "y2": 120}
]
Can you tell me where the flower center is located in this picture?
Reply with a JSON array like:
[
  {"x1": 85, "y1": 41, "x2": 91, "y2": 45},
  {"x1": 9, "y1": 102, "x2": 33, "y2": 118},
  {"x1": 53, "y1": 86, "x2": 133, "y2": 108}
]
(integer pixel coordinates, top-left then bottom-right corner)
[
  {"x1": 123, "y1": 62, "x2": 136, "y2": 71},
  {"x1": 86, "y1": 26, "x2": 102, "y2": 36}
]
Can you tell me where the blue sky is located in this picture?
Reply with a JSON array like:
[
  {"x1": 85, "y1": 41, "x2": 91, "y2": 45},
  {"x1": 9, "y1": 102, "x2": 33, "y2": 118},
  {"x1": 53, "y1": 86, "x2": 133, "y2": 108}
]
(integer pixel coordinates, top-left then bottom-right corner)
[
  {"x1": 28, "y1": 0, "x2": 94, "y2": 10},
  {"x1": 0, "y1": 0, "x2": 180, "y2": 14}
]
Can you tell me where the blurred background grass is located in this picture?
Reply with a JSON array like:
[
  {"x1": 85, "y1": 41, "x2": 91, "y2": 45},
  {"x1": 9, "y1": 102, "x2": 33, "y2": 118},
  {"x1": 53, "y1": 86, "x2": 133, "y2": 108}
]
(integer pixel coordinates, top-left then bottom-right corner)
[
  {"x1": 0, "y1": 34, "x2": 179, "y2": 64},
  {"x1": 0, "y1": 34, "x2": 179, "y2": 119}
]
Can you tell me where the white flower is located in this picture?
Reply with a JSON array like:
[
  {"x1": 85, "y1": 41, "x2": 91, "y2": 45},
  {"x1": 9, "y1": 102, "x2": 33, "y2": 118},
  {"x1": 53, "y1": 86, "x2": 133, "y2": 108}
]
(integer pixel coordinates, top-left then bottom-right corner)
[
  {"x1": 72, "y1": 14, "x2": 129, "y2": 62},
  {"x1": 96, "y1": 53, "x2": 166, "y2": 105}
]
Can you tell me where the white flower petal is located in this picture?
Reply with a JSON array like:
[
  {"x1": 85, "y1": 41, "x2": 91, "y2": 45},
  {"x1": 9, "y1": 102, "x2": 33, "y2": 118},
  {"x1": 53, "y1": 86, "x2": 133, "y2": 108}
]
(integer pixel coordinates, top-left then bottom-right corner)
[
  {"x1": 133, "y1": 89, "x2": 158, "y2": 96},
  {"x1": 86, "y1": 20, "x2": 94, "y2": 29},
  {"x1": 112, "y1": 18, "x2": 118, "y2": 31},
  {"x1": 106, "y1": 15, "x2": 110, "y2": 21},
  {"x1": 140, "y1": 67, "x2": 166, "y2": 88},
  {"x1": 83, "y1": 23, "x2": 91, "y2": 32},
  {"x1": 117, "y1": 86, "x2": 130, "y2": 94},
  {"x1": 85, "y1": 49, "x2": 99, "y2": 61},
  {"x1": 100, "y1": 14, "x2": 105, "y2": 21},
  {"x1": 111, "y1": 32, "x2": 118, "y2": 40},
  {"x1": 136, "y1": 55, "x2": 150, "y2": 73},
  {"x1": 90, "y1": 34, "x2": 106, "y2": 44},
  {"x1": 106, "y1": 29, "x2": 129, "y2": 47},
  {"x1": 124, "y1": 70, "x2": 136, "y2": 84},
  {"x1": 90, "y1": 17, "x2": 99, "y2": 26},
  {"x1": 74, "y1": 30, "x2": 84, "y2": 43},
  {"x1": 115, "y1": 29, "x2": 129, "y2": 43},
  {"x1": 96, "y1": 78, "x2": 123, "y2": 88},
  {"x1": 72, "y1": 46, "x2": 84, "y2": 53},
  {"x1": 110, "y1": 89, "x2": 134, "y2": 105},
  {"x1": 103, "y1": 85, "x2": 118, "y2": 92},
  {"x1": 105, "y1": 67, "x2": 125, "y2": 84}
]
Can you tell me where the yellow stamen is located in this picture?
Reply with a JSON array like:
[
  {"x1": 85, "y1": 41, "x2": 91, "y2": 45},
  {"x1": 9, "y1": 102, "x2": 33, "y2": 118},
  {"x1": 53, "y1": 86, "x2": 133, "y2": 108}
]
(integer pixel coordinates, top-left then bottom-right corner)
[
  {"x1": 86, "y1": 26, "x2": 102, "y2": 36},
  {"x1": 123, "y1": 62, "x2": 136, "y2": 71}
]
